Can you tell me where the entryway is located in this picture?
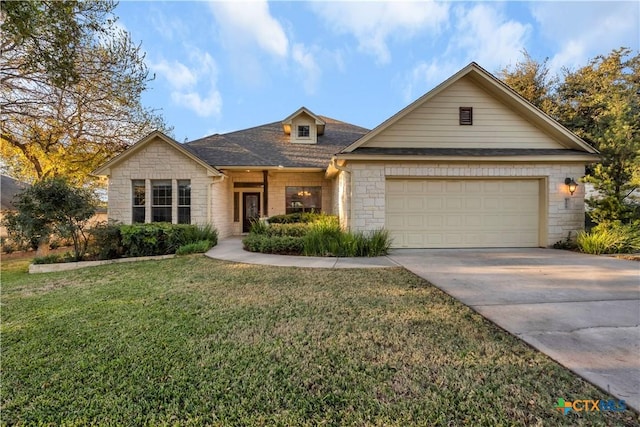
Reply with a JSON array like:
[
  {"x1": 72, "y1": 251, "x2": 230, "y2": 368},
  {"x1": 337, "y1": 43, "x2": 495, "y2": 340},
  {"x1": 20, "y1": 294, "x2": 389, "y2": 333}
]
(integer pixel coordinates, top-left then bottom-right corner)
[{"x1": 242, "y1": 192, "x2": 260, "y2": 232}]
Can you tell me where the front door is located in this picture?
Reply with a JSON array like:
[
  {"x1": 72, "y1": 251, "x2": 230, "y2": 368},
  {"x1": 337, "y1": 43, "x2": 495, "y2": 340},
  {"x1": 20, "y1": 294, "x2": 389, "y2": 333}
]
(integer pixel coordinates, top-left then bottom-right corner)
[{"x1": 242, "y1": 192, "x2": 261, "y2": 232}]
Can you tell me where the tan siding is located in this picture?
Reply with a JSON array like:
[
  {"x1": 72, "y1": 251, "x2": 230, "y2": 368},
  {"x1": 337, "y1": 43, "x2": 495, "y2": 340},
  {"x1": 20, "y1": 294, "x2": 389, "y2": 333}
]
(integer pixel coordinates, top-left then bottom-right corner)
[{"x1": 363, "y1": 76, "x2": 563, "y2": 149}]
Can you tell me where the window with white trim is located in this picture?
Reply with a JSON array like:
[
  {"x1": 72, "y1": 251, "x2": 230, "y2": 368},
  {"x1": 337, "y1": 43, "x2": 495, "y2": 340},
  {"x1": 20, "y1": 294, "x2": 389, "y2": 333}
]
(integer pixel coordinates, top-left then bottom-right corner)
[
  {"x1": 152, "y1": 180, "x2": 172, "y2": 222},
  {"x1": 132, "y1": 180, "x2": 145, "y2": 223},
  {"x1": 178, "y1": 180, "x2": 191, "y2": 224},
  {"x1": 297, "y1": 125, "x2": 310, "y2": 138}
]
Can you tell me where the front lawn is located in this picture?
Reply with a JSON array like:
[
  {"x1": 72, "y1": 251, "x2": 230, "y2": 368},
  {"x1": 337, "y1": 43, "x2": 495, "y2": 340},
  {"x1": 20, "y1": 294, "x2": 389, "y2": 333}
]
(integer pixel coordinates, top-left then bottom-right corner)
[{"x1": 2, "y1": 256, "x2": 637, "y2": 426}]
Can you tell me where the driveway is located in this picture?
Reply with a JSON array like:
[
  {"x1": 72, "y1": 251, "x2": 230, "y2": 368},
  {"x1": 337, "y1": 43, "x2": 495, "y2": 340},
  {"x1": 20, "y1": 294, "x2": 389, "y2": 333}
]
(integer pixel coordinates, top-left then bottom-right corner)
[{"x1": 388, "y1": 248, "x2": 640, "y2": 412}]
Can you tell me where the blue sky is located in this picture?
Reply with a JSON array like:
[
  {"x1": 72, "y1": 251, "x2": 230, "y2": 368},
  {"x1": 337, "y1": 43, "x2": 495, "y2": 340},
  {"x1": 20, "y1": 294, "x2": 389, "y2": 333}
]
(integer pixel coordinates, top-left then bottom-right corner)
[{"x1": 115, "y1": 1, "x2": 639, "y2": 142}]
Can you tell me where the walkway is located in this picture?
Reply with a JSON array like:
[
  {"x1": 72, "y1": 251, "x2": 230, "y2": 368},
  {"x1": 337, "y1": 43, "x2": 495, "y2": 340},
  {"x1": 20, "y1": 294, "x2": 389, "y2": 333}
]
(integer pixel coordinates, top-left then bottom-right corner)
[{"x1": 205, "y1": 237, "x2": 399, "y2": 268}]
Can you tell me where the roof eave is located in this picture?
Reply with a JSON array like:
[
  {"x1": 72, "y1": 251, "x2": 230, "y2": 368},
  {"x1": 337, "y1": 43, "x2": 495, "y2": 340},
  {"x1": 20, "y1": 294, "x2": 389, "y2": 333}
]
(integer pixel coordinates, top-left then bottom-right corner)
[
  {"x1": 92, "y1": 130, "x2": 223, "y2": 177},
  {"x1": 335, "y1": 153, "x2": 600, "y2": 163}
]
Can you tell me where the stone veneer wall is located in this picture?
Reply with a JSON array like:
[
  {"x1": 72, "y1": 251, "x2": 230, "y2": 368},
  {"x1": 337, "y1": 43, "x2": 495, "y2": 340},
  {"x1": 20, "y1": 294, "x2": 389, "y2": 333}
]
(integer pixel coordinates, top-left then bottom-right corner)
[
  {"x1": 348, "y1": 162, "x2": 586, "y2": 247},
  {"x1": 106, "y1": 138, "x2": 233, "y2": 238}
]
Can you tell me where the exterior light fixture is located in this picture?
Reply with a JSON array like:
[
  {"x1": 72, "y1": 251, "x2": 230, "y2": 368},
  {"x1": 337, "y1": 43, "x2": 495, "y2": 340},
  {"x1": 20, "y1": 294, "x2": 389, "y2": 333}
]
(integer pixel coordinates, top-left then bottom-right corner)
[{"x1": 564, "y1": 178, "x2": 578, "y2": 195}]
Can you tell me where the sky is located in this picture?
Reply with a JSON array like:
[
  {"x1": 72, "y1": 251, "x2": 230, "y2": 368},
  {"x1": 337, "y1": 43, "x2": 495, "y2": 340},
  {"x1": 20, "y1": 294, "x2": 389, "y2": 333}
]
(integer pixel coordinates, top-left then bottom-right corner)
[{"x1": 115, "y1": 1, "x2": 640, "y2": 143}]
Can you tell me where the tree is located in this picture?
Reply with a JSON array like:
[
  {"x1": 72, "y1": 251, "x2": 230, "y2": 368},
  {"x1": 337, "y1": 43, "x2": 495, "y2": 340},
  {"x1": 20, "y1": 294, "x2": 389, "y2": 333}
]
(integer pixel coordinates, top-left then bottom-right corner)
[
  {"x1": 556, "y1": 48, "x2": 640, "y2": 223},
  {"x1": 500, "y1": 48, "x2": 640, "y2": 224},
  {"x1": 2, "y1": 178, "x2": 97, "y2": 260},
  {"x1": 0, "y1": 0, "x2": 169, "y2": 185},
  {"x1": 499, "y1": 50, "x2": 557, "y2": 116}
]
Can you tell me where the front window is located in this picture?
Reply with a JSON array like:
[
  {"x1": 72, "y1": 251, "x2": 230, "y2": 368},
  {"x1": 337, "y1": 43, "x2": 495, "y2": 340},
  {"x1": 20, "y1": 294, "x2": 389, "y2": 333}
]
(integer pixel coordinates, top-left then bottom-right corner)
[
  {"x1": 152, "y1": 180, "x2": 172, "y2": 222},
  {"x1": 132, "y1": 180, "x2": 145, "y2": 223},
  {"x1": 286, "y1": 186, "x2": 321, "y2": 214},
  {"x1": 297, "y1": 125, "x2": 310, "y2": 138},
  {"x1": 178, "y1": 180, "x2": 191, "y2": 224}
]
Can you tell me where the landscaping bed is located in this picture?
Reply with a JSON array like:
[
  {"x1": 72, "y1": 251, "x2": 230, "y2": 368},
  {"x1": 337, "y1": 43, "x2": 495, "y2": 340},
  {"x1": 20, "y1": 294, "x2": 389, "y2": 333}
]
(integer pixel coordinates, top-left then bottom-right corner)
[{"x1": 243, "y1": 213, "x2": 391, "y2": 257}]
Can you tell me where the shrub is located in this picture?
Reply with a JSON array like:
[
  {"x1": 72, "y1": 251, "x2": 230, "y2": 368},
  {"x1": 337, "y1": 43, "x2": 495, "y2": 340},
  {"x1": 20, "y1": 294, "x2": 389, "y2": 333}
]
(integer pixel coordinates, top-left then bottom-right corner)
[
  {"x1": 267, "y1": 223, "x2": 310, "y2": 237},
  {"x1": 117, "y1": 223, "x2": 219, "y2": 258},
  {"x1": 89, "y1": 222, "x2": 124, "y2": 260},
  {"x1": 176, "y1": 240, "x2": 213, "y2": 255},
  {"x1": 243, "y1": 234, "x2": 304, "y2": 255},
  {"x1": 33, "y1": 252, "x2": 75, "y2": 264},
  {"x1": 577, "y1": 222, "x2": 640, "y2": 254},
  {"x1": 267, "y1": 212, "x2": 330, "y2": 224},
  {"x1": 365, "y1": 229, "x2": 392, "y2": 257},
  {"x1": 249, "y1": 219, "x2": 269, "y2": 235}
]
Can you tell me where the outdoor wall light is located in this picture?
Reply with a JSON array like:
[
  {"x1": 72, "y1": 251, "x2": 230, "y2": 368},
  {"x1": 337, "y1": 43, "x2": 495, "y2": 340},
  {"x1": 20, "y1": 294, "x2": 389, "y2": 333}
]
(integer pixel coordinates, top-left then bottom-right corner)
[{"x1": 565, "y1": 178, "x2": 578, "y2": 195}]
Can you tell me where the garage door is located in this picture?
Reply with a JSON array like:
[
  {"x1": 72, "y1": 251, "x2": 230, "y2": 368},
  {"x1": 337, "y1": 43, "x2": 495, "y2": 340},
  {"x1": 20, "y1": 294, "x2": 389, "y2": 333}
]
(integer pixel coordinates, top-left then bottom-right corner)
[{"x1": 386, "y1": 179, "x2": 539, "y2": 248}]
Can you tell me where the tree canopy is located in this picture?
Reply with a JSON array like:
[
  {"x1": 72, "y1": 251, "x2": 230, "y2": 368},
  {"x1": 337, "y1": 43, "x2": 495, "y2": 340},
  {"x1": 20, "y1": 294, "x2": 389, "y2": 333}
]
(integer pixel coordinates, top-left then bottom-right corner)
[
  {"x1": 500, "y1": 47, "x2": 640, "y2": 224},
  {"x1": 2, "y1": 177, "x2": 97, "y2": 260},
  {"x1": 1, "y1": 0, "x2": 169, "y2": 185}
]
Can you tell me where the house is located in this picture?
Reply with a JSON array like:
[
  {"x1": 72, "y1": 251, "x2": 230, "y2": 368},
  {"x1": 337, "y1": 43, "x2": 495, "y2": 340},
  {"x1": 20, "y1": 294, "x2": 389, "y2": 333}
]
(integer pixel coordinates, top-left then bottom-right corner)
[{"x1": 93, "y1": 63, "x2": 599, "y2": 248}]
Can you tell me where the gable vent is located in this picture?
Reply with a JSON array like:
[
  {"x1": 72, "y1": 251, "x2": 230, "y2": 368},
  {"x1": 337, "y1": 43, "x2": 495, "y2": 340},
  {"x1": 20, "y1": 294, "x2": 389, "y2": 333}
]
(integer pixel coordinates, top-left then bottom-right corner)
[{"x1": 459, "y1": 107, "x2": 473, "y2": 125}]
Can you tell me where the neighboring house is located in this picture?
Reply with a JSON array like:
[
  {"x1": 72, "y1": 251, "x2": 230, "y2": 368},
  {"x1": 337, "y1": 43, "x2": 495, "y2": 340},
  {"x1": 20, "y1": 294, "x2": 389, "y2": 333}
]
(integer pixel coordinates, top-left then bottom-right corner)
[
  {"x1": 94, "y1": 63, "x2": 599, "y2": 248},
  {"x1": 0, "y1": 175, "x2": 30, "y2": 238}
]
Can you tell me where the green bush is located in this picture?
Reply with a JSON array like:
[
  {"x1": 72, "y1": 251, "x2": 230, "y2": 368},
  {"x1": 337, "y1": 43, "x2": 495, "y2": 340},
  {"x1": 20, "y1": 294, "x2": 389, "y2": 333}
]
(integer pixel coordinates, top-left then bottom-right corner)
[
  {"x1": 249, "y1": 219, "x2": 269, "y2": 235},
  {"x1": 267, "y1": 212, "x2": 329, "y2": 224},
  {"x1": 577, "y1": 222, "x2": 640, "y2": 254},
  {"x1": 33, "y1": 252, "x2": 76, "y2": 264},
  {"x1": 267, "y1": 223, "x2": 310, "y2": 237},
  {"x1": 116, "y1": 223, "x2": 219, "y2": 258},
  {"x1": 176, "y1": 240, "x2": 213, "y2": 255},
  {"x1": 243, "y1": 234, "x2": 304, "y2": 255},
  {"x1": 89, "y1": 222, "x2": 124, "y2": 260},
  {"x1": 244, "y1": 214, "x2": 391, "y2": 257}
]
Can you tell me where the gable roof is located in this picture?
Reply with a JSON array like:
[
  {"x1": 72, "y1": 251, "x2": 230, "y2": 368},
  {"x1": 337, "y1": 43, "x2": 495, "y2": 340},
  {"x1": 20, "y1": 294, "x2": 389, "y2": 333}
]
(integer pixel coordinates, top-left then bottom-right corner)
[
  {"x1": 340, "y1": 62, "x2": 598, "y2": 155},
  {"x1": 92, "y1": 131, "x2": 223, "y2": 177},
  {"x1": 185, "y1": 116, "x2": 368, "y2": 169},
  {"x1": 281, "y1": 106, "x2": 326, "y2": 135},
  {"x1": 1, "y1": 175, "x2": 29, "y2": 210}
]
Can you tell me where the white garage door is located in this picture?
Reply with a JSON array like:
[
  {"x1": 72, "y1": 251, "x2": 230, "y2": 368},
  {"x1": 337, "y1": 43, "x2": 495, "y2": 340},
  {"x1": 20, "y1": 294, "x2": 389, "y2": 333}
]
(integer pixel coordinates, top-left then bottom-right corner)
[{"x1": 386, "y1": 179, "x2": 540, "y2": 248}]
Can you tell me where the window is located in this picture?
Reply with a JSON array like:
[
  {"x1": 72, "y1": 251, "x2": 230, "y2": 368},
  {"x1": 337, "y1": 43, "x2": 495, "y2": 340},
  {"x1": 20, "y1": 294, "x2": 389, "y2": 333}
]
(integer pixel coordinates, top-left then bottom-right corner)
[
  {"x1": 152, "y1": 180, "x2": 172, "y2": 222},
  {"x1": 178, "y1": 180, "x2": 191, "y2": 224},
  {"x1": 233, "y1": 192, "x2": 240, "y2": 222},
  {"x1": 297, "y1": 125, "x2": 310, "y2": 138},
  {"x1": 286, "y1": 186, "x2": 321, "y2": 214},
  {"x1": 132, "y1": 180, "x2": 145, "y2": 223},
  {"x1": 459, "y1": 107, "x2": 473, "y2": 125}
]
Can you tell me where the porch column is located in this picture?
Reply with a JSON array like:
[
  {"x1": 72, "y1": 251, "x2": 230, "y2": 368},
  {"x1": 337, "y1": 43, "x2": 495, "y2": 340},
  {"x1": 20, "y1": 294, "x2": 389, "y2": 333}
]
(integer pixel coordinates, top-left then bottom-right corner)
[{"x1": 263, "y1": 170, "x2": 269, "y2": 216}]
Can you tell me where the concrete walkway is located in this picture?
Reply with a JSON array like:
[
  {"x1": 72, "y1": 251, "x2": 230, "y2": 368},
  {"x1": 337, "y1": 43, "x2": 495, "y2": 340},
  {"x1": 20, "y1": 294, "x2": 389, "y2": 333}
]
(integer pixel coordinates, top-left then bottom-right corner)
[
  {"x1": 388, "y1": 248, "x2": 640, "y2": 412},
  {"x1": 205, "y1": 237, "x2": 399, "y2": 268}
]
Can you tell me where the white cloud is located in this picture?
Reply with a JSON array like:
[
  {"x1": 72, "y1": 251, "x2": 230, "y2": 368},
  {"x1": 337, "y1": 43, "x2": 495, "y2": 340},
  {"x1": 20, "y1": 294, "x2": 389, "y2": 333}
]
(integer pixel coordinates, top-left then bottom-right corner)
[
  {"x1": 310, "y1": 1, "x2": 450, "y2": 64},
  {"x1": 530, "y1": 1, "x2": 639, "y2": 73},
  {"x1": 450, "y1": 4, "x2": 530, "y2": 70},
  {"x1": 401, "y1": 4, "x2": 530, "y2": 101},
  {"x1": 151, "y1": 60, "x2": 197, "y2": 90},
  {"x1": 401, "y1": 60, "x2": 459, "y2": 102},
  {"x1": 292, "y1": 43, "x2": 320, "y2": 94},
  {"x1": 151, "y1": 50, "x2": 222, "y2": 117},
  {"x1": 208, "y1": 0, "x2": 289, "y2": 57}
]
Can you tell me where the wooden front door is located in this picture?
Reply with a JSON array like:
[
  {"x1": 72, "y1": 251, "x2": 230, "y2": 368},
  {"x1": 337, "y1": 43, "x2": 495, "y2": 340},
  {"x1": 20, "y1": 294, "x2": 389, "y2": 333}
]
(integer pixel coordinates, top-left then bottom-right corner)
[{"x1": 242, "y1": 192, "x2": 261, "y2": 233}]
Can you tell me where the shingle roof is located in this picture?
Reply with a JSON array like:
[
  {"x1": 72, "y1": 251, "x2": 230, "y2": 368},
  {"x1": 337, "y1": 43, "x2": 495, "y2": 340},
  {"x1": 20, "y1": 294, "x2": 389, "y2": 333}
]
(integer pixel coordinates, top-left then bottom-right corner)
[
  {"x1": 347, "y1": 147, "x2": 594, "y2": 156},
  {"x1": 1, "y1": 175, "x2": 29, "y2": 210},
  {"x1": 185, "y1": 116, "x2": 369, "y2": 168}
]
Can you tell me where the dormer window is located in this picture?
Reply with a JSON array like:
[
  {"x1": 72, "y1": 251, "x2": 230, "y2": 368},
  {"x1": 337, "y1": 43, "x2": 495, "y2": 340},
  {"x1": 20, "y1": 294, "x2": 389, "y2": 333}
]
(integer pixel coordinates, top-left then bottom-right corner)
[
  {"x1": 281, "y1": 107, "x2": 326, "y2": 144},
  {"x1": 298, "y1": 125, "x2": 310, "y2": 138}
]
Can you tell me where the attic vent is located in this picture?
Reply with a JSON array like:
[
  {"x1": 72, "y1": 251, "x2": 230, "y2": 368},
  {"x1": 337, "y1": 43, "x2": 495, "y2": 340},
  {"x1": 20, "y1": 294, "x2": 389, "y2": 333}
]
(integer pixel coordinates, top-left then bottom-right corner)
[{"x1": 459, "y1": 107, "x2": 473, "y2": 125}]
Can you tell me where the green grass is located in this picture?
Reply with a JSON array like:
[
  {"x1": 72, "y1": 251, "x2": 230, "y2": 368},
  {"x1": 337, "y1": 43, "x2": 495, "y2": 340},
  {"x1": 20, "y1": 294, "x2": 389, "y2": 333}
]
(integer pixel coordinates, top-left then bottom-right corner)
[{"x1": 2, "y1": 255, "x2": 638, "y2": 426}]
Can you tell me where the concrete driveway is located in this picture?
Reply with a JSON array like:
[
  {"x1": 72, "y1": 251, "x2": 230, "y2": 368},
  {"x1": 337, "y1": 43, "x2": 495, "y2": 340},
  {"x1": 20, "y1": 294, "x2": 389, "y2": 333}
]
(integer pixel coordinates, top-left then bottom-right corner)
[{"x1": 388, "y1": 248, "x2": 640, "y2": 412}]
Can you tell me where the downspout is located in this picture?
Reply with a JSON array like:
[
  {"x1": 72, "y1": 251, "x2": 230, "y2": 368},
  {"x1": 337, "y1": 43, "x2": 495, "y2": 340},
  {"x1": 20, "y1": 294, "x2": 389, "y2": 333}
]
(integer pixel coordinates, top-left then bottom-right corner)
[{"x1": 331, "y1": 159, "x2": 352, "y2": 231}]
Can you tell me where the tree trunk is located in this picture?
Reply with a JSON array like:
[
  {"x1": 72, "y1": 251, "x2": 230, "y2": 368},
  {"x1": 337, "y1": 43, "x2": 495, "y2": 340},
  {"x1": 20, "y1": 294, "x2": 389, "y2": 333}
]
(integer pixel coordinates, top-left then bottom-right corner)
[{"x1": 36, "y1": 238, "x2": 50, "y2": 257}]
